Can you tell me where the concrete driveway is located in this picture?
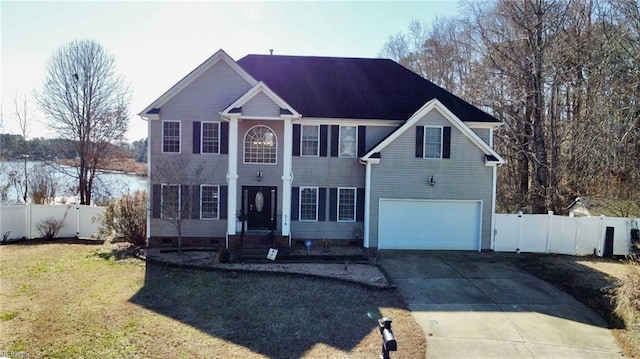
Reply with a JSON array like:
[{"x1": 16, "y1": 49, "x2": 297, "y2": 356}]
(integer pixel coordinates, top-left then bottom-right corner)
[{"x1": 378, "y1": 251, "x2": 622, "y2": 358}]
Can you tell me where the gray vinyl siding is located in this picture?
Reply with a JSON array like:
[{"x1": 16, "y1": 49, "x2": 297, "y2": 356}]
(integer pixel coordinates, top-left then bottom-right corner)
[
  {"x1": 365, "y1": 125, "x2": 398, "y2": 151},
  {"x1": 368, "y1": 110, "x2": 494, "y2": 249},
  {"x1": 149, "y1": 59, "x2": 251, "y2": 239},
  {"x1": 290, "y1": 124, "x2": 367, "y2": 240},
  {"x1": 291, "y1": 156, "x2": 365, "y2": 240},
  {"x1": 470, "y1": 127, "x2": 491, "y2": 144},
  {"x1": 242, "y1": 92, "x2": 281, "y2": 117}
]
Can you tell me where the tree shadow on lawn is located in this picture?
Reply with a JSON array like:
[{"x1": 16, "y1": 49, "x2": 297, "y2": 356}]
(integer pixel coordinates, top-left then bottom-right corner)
[{"x1": 129, "y1": 263, "x2": 403, "y2": 358}]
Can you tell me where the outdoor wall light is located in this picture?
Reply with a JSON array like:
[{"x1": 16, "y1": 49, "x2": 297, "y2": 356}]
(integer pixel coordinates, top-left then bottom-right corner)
[
  {"x1": 428, "y1": 176, "x2": 436, "y2": 186},
  {"x1": 256, "y1": 171, "x2": 263, "y2": 181}
]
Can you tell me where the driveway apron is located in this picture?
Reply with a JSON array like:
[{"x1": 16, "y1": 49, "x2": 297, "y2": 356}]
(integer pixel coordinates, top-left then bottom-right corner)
[{"x1": 379, "y1": 251, "x2": 622, "y2": 359}]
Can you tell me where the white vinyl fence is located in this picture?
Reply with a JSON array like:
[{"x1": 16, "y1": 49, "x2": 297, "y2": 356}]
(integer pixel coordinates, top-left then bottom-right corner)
[
  {"x1": 494, "y1": 213, "x2": 639, "y2": 256},
  {"x1": 0, "y1": 204, "x2": 106, "y2": 240}
]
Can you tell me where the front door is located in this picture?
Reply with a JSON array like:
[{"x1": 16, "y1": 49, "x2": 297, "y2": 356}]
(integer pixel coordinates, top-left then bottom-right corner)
[{"x1": 243, "y1": 186, "x2": 277, "y2": 230}]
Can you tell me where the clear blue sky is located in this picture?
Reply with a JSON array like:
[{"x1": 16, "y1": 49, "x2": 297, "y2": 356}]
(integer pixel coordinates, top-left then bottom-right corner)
[{"x1": 1, "y1": 1, "x2": 463, "y2": 142}]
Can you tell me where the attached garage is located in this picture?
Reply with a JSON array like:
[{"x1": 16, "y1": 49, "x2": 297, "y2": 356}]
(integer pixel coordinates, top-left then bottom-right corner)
[{"x1": 378, "y1": 199, "x2": 482, "y2": 250}]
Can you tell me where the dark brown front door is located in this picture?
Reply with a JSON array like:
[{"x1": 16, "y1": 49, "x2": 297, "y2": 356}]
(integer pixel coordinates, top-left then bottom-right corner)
[{"x1": 243, "y1": 186, "x2": 277, "y2": 230}]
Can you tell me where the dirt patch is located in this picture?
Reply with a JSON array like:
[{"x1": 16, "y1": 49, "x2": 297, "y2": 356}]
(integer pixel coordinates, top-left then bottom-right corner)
[{"x1": 508, "y1": 253, "x2": 639, "y2": 357}]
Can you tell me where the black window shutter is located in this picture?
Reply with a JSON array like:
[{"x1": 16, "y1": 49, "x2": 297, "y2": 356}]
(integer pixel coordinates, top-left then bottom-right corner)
[
  {"x1": 292, "y1": 124, "x2": 301, "y2": 156},
  {"x1": 330, "y1": 125, "x2": 339, "y2": 157},
  {"x1": 180, "y1": 185, "x2": 190, "y2": 219},
  {"x1": 291, "y1": 187, "x2": 299, "y2": 221},
  {"x1": 416, "y1": 126, "x2": 424, "y2": 158},
  {"x1": 329, "y1": 188, "x2": 338, "y2": 221},
  {"x1": 319, "y1": 125, "x2": 328, "y2": 157},
  {"x1": 219, "y1": 185, "x2": 228, "y2": 219},
  {"x1": 220, "y1": 122, "x2": 229, "y2": 154},
  {"x1": 192, "y1": 121, "x2": 201, "y2": 154},
  {"x1": 356, "y1": 188, "x2": 365, "y2": 222},
  {"x1": 152, "y1": 184, "x2": 161, "y2": 218},
  {"x1": 192, "y1": 185, "x2": 200, "y2": 219},
  {"x1": 357, "y1": 126, "x2": 366, "y2": 157},
  {"x1": 443, "y1": 126, "x2": 451, "y2": 159},
  {"x1": 318, "y1": 188, "x2": 327, "y2": 221}
]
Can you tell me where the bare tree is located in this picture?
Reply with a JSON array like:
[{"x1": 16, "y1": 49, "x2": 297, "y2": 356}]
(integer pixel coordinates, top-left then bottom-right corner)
[
  {"x1": 152, "y1": 155, "x2": 206, "y2": 252},
  {"x1": 14, "y1": 95, "x2": 32, "y2": 203},
  {"x1": 36, "y1": 40, "x2": 130, "y2": 205}
]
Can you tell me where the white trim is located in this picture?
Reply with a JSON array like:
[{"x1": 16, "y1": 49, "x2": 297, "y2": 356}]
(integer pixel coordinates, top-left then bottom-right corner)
[
  {"x1": 226, "y1": 118, "x2": 239, "y2": 236},
  {"x1": 300, "y1": 124, "x2": 320, "y2": 157},
  {"x1": 293, "y1": 117, "x2": 404, "y2": 127},
  {"x1": 423, "y1": 125, "x2": 444, "y2": 159},
  {"x1": 161, "y1": 120, "x2": 181, "y2": 154},
  {"x1": 361, "y1": 99, "x2": 505, "y2": 164},
  {"x1": 200, "y1": 121, "x2": 221, "y2": 155},
  {"x1": 281, "y1": 118, "x2": 293, "y2": 236},
  {"x1": 466, "y1": 121, "x2": 504, "y2": 129},
  {"x1": 199, "y1": 184, "x2": 220, "y2": 220},
  {"x1": 490, "y1": 164, "x2": 498, "y2": 250},
  {"x1": 221, "y1": 81, "x2": 300, "y2": 118},
  {"x1": 139, "y1": 49, "x2": 257, "y2": 116},
  {"x1": 337, "y1": 187, "x2": 357, "y2": 222},
  {"x1": 338, "y1": 125, "x2": 358, "y2": 158},
  {"x1": 299, "y1": 187, "x2": 319, "y2": 222},
  {"x1": 146, "y1": 116, "x2": 151, "y2": 239},
  {"x1": 243, "y1": 125, "x2": 278, "y2": 165},
  {"x1": 363, "y1": 161, "x2": 372, "y2": 248}
]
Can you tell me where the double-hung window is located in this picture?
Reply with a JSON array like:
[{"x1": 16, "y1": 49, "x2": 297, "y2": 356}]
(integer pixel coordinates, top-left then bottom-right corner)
[
  {"x1": 301, "y1": 125, "x2": 319, "y2": 156},
  {"x1": 201, "y1": 122, "x2": 220, "y2": 154},
  {"x1": 424, "y1": 126, "x2": 442, "y2": 159},
  {"x1": 200, "y1": 185, "x2": 219, "y2": 219},
  {"x1": 163, "y1": 121, "x2": 181, "y2": 153},
  {"x1": 161, "y1": 184, "x2": 180, "y2": 219},
  {"x1": 338, "y1": 187, "x2": 356, "y2": 222},
  {"x1": 299, "y1": 187, "x2": 318, "y2": 221},
  {"x1": 339, "y1": 126, "x2": 357, "y2": 158}
]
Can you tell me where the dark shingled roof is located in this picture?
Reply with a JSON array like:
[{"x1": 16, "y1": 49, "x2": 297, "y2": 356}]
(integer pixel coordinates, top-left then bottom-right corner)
[{"x1": 237, "y1": 54, "x2": 498, "y2": 123}]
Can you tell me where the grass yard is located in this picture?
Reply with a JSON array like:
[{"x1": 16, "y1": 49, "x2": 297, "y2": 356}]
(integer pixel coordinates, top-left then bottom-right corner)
[{"x1": 0, "y1": 241, "x2": 424, "y2": 358}]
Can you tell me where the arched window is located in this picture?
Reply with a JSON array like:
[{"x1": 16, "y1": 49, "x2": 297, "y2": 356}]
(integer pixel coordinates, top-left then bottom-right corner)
[{"x1": 244, "y1": 125, "x2": 277, "y2": 164}]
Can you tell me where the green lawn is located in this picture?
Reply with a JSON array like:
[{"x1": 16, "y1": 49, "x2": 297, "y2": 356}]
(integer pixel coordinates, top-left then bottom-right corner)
[{"x1": 0, "y1": 241, "x2": 425, "y2": 358}]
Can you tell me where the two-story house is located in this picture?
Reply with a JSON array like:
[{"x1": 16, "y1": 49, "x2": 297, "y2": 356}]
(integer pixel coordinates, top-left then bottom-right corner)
[{"x1": 139, "y1": 49, "x2": 504, "y2": 253}]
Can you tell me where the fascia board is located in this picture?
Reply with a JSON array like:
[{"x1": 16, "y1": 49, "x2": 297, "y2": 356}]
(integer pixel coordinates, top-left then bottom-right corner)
[
  {"x1": 361, "y1": 99, "x2": 437, "y2": 159},
  {"x1": 139, "y1": 49, "x2": 257, "y2": 116},
  {"x1": 466, "y1": 121, "x2": 505, "y2": 128},
  {"x1": 361, "y1": 99, "x2": 505, "y2": 164},
  {"x1": 292, "y1": 118, "x2": 404, "y2": 127},
  {"x1": 221, "y1": 82, "x2": 300, "y2": 118},
  {"x1": 432, "y1": 101, "x2": 505, "y2": 163}
]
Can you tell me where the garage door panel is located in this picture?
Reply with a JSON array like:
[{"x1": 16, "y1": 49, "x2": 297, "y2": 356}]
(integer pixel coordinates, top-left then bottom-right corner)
[{"x1": 379, "y1": 199, "x2": 481, "y2": 250}]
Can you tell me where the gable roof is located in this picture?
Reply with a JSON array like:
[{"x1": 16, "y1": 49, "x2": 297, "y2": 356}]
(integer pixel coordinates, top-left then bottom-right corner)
[
  {"x1": 221, "y1": 81, "x2": 301, "y2": 119},
  {"x1": 139, "y1": 49, "x2": 257, "y2": 117},
  {"x1": 362, "y1": 99, "x2": 505, "y2": 166},
  {"x1": 237, "y1": 54, "x2": 499, "y2": 123}
]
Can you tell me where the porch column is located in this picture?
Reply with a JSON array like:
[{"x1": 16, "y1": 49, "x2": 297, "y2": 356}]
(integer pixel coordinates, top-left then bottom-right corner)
[
  {"x1": 281, "y1": 117, "x2": 293, "y2": 238},
  {"x1": 363, "y1": 161, "x2": 372, "y2": 248},
  {"x1": 226, "y1": 117, "x2": 239, "y2": 236}
]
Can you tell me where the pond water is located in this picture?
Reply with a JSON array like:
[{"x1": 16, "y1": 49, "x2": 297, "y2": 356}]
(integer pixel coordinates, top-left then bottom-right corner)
[{"x1": 0, "y1": 161, "x2": 147, "y2": 204}]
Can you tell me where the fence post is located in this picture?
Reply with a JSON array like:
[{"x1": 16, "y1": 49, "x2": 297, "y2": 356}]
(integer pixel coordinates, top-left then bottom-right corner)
[
  {"x1": 516, "y1": 211, "x2": 523, "y2": 252},
  {"x1": 545, "y1": 211, "x2": 554, "y2": 253},
  {"x1": 76, "y1": 205, "x2": 81, "y2": 237},
  {"x1": 26, "y1": 203, "x2": 32, "y2": 239}
]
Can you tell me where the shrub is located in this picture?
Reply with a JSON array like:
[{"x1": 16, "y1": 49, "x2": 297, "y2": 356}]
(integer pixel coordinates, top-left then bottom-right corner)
[
  {"x1": 614, "y1": 254, "x2": 640, "y2": 328},
  {"x1": 96, "y1": 190, "x2": 146, "y2": 246},
  {"x1": 37, "y1": 216, "x2": 64, "y2": 240}
]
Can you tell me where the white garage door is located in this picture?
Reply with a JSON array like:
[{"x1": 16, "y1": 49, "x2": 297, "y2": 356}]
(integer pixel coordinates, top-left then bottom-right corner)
[{"x1": 378, "y1": 199, "x2": 482, "y2": 250}]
